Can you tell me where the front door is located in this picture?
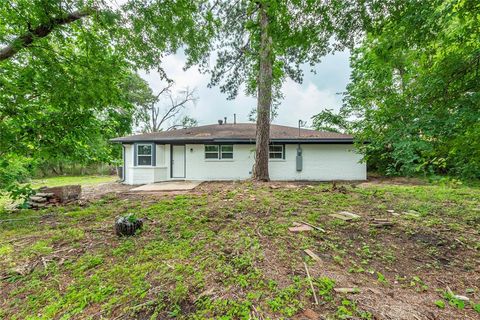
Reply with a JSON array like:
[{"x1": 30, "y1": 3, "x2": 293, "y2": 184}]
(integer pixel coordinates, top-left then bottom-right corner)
[{"x1": 171, "y1": 145, "x2": 186, "y2": 178}]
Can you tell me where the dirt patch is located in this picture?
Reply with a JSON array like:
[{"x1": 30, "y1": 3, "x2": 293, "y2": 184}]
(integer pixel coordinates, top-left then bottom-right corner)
[{"x1": 80, "y1": 182, "x2": 132, "y2": 201}]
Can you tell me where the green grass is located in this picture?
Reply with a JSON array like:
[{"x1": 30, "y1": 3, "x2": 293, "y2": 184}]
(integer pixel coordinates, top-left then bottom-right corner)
[
  {"x1": 30, "y1": 175, "x2": 116, "y2": 188},
  {"x1": 0, "y1": 175, "x2": 116, "y2": 208},
  {"x1": 0, "y1": 181, "x2": 478, "y2": 319}
]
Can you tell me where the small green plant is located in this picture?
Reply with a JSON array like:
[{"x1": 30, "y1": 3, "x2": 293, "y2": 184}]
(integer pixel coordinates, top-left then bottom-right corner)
[
  {"x1": 348, "y1": 261, "x2": 365, "y2": 273},
  {"x1": 314, "y1": 276, "x2": 335, "y2": 301},
  {"x1": 336, "y1": 299, "x2": 372, "y2": 319},
  {"x1": 376, "y1": 272, "x2": 387, "y2": 284},
  {"x1": 472, "y1": 302, "x2": 480, "y2": 314},
  {"x1": 267, "y1": 281, "x2": 303, "y2": 317},
  {"x1": 434, "y1": 300, "x2": 445, "y2": 308},
  {"x1": 410, "y1": 276, "x2": 428, "y2": 292},
  {"x1": 443, "y1": 291, "x2": 465, "y2": 310}
]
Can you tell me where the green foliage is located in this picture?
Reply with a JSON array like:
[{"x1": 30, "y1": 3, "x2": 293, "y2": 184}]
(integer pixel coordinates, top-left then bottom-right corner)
[
  {"x1": 435, "y1": 300, "x2": 446, "y2": 309},
  {"x1": 0, "y1": 181, "x2": 479, "y2": 318},
  {"x1": 203, "y1": 1, "x2": 385, "y2": 102},
  {"x1": 376, "y1": 272, "x2": 387, "y2": 284},
  {"x1": 443, "y1": 291, "x2": 466, "y2": 310},
  {"x1": 0, "y1": 155, "x2": 36, "y2": 205},
  {"x1": 0, "y1": 0, "x2": 213, "y2": 199},
  {"x1": 473, "y1": 302, "x2": 480, "y2": 314},
  {"x1": 267, "y1": 280, "x2": 304, "y2": 317},
  {"x1": 313, "y1": 0, "x2": 480, "y2": 179},
  {"x1": 311, "y1": 109, "x2": 349, "y2": 133},
  {"x1": 314, "y1": 276, "x2": 336, "y2": 301},
  {"x1": 336, "y1": 299, "x2": 372, "y2": 320}
]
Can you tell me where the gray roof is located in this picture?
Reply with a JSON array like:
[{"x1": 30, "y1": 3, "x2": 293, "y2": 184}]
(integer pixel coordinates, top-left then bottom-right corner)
[{"x1": 111, "y1": 123, "x2": 353, "y2": 144}]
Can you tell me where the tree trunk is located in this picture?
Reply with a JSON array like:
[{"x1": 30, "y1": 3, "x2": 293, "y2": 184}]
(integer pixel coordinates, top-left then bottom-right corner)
[{"x1": 253, "y1": 4, "x2": 273, "y2": 181}]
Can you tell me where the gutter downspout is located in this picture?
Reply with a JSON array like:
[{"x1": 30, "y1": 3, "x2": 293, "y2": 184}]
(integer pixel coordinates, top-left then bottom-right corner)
[{"x1": 121, "y1": 144, "x2": 126, "y2": 182}]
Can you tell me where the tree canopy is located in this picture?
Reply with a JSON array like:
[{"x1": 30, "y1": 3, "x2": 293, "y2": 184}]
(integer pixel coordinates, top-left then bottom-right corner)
[
  {"x1": 198, "y1": 0, "x2": 393, "y2": 180},
  {"x1": 313, "y1": 0, "x2": 480, "y2": 178},
  {"x1": 0, "y1": 0, "x2": 213, "y2": 199}
]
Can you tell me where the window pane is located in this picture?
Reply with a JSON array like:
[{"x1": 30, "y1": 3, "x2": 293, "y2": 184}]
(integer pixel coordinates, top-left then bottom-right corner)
[
  {"x1": 205, "y1": 153, "x2": 219, "y2": 159},
  {"x1": 138, "y1": 155, "x2": 152, "y2": 165},
  {"x1": 205, "y1": 145, "x2": 219, "y2": 152},
  {"x1": 138, "y1": 145, "x2": 152, "y2": 155},
  {"x1": 221, "y1": 145, "x2": 233, "y2": 152},
  {"x1": 221, "y1": 152, "x2": 233, "y2": 159},
  {"x1": 269, "y1": 145, "x2": 283, "y2": 159},
  {"x1": 269, "y1": 152, "x2": 282, "y2": 159},
  {"x1": 269, "y1": 145, "x2": 283, "y2": 152}
]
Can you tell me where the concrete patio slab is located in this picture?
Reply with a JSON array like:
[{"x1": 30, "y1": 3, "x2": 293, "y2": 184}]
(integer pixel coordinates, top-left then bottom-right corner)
[{"x1": 130, "y1": 181, "x2": 203, "y2": 192}]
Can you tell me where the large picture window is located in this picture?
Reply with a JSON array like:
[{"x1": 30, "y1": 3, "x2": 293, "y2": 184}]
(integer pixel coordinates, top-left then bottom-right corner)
[
  {"x1": 269, "y1": 145, "x2": 284, "y2": 159},
  {"x1": 137, "y1": 144, "x2": 153, "y2": 166},
  {"x1": 205, "y1": 145, "x2": 233, "y2": 160}
]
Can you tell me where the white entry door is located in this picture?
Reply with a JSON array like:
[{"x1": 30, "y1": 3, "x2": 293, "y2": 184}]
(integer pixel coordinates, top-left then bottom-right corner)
[{"x1": 171, "y1": 145, "x2": 186, "y2": 178}]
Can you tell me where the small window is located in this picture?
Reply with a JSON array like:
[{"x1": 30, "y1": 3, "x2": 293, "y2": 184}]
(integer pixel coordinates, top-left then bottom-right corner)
[
  {"x1": 269, "y1": 145, "x2": 284, "y2": 159},
  {"x1": 221, "y1": 145, "x2": 233, "y2": 159},
  {"x1": 137, "y1": 144, "x2": 152, "y2": 166},
  {"x1": 205, "y1": 145, "x2": 233, "y2": 160},
  {"x1": 205, "y1": 145, "x2": 219, "y2": 159}
]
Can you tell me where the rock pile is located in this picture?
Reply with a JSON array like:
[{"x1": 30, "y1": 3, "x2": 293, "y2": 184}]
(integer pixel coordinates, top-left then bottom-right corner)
[
  {"x1": 28, "y1": 185, "x2": 81, "y2": 209},
  {"x1": 28, "y1": 192, "x2": 57, "y2": 209}
]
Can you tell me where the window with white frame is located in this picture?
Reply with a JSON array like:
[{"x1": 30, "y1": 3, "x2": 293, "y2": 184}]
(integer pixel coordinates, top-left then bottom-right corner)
[
  {"x1": 137, "y1": 144, "x2": 153, "y2": 166},
  {"x1": 269, "y1": 145, "x2": 284, "y2": 159},
  {"x1": 205, "y1": 145, "x2": 233, "y2": 160},
  {"x1": 221, "y1": 145, "x2": 233, "y2": 159},
  {"x1": 205, "y1": 145, "x2": 219, "y2": 159}
]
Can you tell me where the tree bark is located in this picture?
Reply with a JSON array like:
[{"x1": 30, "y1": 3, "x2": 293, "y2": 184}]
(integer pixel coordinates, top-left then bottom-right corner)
[
  {"x1": 0, "y1": 10, "x2": 92, "y2": 62},
  {"x1": 253, "y1": 4, "x2": 273, "y2": 181}
]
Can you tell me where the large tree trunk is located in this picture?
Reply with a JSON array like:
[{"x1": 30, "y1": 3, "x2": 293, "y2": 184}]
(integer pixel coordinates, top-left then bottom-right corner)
[{"x1": 253, "y1": 4, "x2": 273, "y2": 181}]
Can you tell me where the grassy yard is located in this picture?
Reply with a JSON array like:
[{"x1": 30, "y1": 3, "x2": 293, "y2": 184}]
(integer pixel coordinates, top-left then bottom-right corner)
[
  {"x1": 29, "y1": 175, "x2": 117, "y2": 188},
  {"x1": 0, "y1": 181, "x2": 479, "y2": 319},
  {"x1": 0, "y1": 175, "x2": 117, "y2": 208}
]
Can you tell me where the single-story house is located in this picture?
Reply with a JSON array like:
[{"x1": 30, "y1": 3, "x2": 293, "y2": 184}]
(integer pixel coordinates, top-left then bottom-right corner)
[{"x1": 110, "y1": 123, "x2": 366, "y2": 184}]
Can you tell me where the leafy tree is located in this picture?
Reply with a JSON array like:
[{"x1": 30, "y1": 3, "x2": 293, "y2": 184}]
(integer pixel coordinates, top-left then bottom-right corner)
[
  {"x1": 0, "y1": 0, "x2": 213, "y2": 201},
  {"x1": 320, "y1": 0, "x2": 480, "y2": 178},
  {"x1": 201, "y1": 0, "x2": 389, "y2": 180},
  {"x1": 312, "y1": 109, "x2": 349, "y2": 133}
]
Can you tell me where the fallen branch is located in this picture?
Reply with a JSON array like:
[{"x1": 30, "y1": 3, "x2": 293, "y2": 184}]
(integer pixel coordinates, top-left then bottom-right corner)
[
  {"x1": 304, "y1": 262, "x2": 319, "y2": 305},
  {"x1": 304, "y1": 249, "x2": 322, "y2": 262},
  {"x1": 300, "y1": 221, "x2": 325, "y2": 233}
]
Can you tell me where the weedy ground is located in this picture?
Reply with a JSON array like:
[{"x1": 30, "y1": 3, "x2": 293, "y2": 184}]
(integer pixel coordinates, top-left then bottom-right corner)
[{"x1": 0, "y1": 180, "x2": 479, "y2": 319}]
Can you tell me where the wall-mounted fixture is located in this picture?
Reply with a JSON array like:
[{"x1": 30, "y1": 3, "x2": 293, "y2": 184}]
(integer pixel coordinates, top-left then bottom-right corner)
[{"x1": 296, "y1": 145, "x2": 303, "y2": 172}]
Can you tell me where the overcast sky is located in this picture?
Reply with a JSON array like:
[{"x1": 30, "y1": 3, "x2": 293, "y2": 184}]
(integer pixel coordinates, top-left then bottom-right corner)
[{"x1": 139, "y1": 50, "x2": 351, "y2": 128}]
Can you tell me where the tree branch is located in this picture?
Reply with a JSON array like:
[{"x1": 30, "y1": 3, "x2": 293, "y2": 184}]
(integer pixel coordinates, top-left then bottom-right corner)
[{"x1": 0, "y1": 9, "x2": 93, "y2": 61}]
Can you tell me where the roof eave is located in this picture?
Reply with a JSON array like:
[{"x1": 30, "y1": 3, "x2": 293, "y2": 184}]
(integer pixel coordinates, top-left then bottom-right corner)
[{"x1": 110, "y1": 138, "x2": 354, "y2": 144}]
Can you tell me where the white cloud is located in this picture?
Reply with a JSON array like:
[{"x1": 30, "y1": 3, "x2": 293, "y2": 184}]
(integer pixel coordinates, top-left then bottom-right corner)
[
  {"x1": 139, "y1": 51, "x2": 350, "y2": 127},
  {"x1": 276, "y1": 80, "x2": 340, "y2": 127}
]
